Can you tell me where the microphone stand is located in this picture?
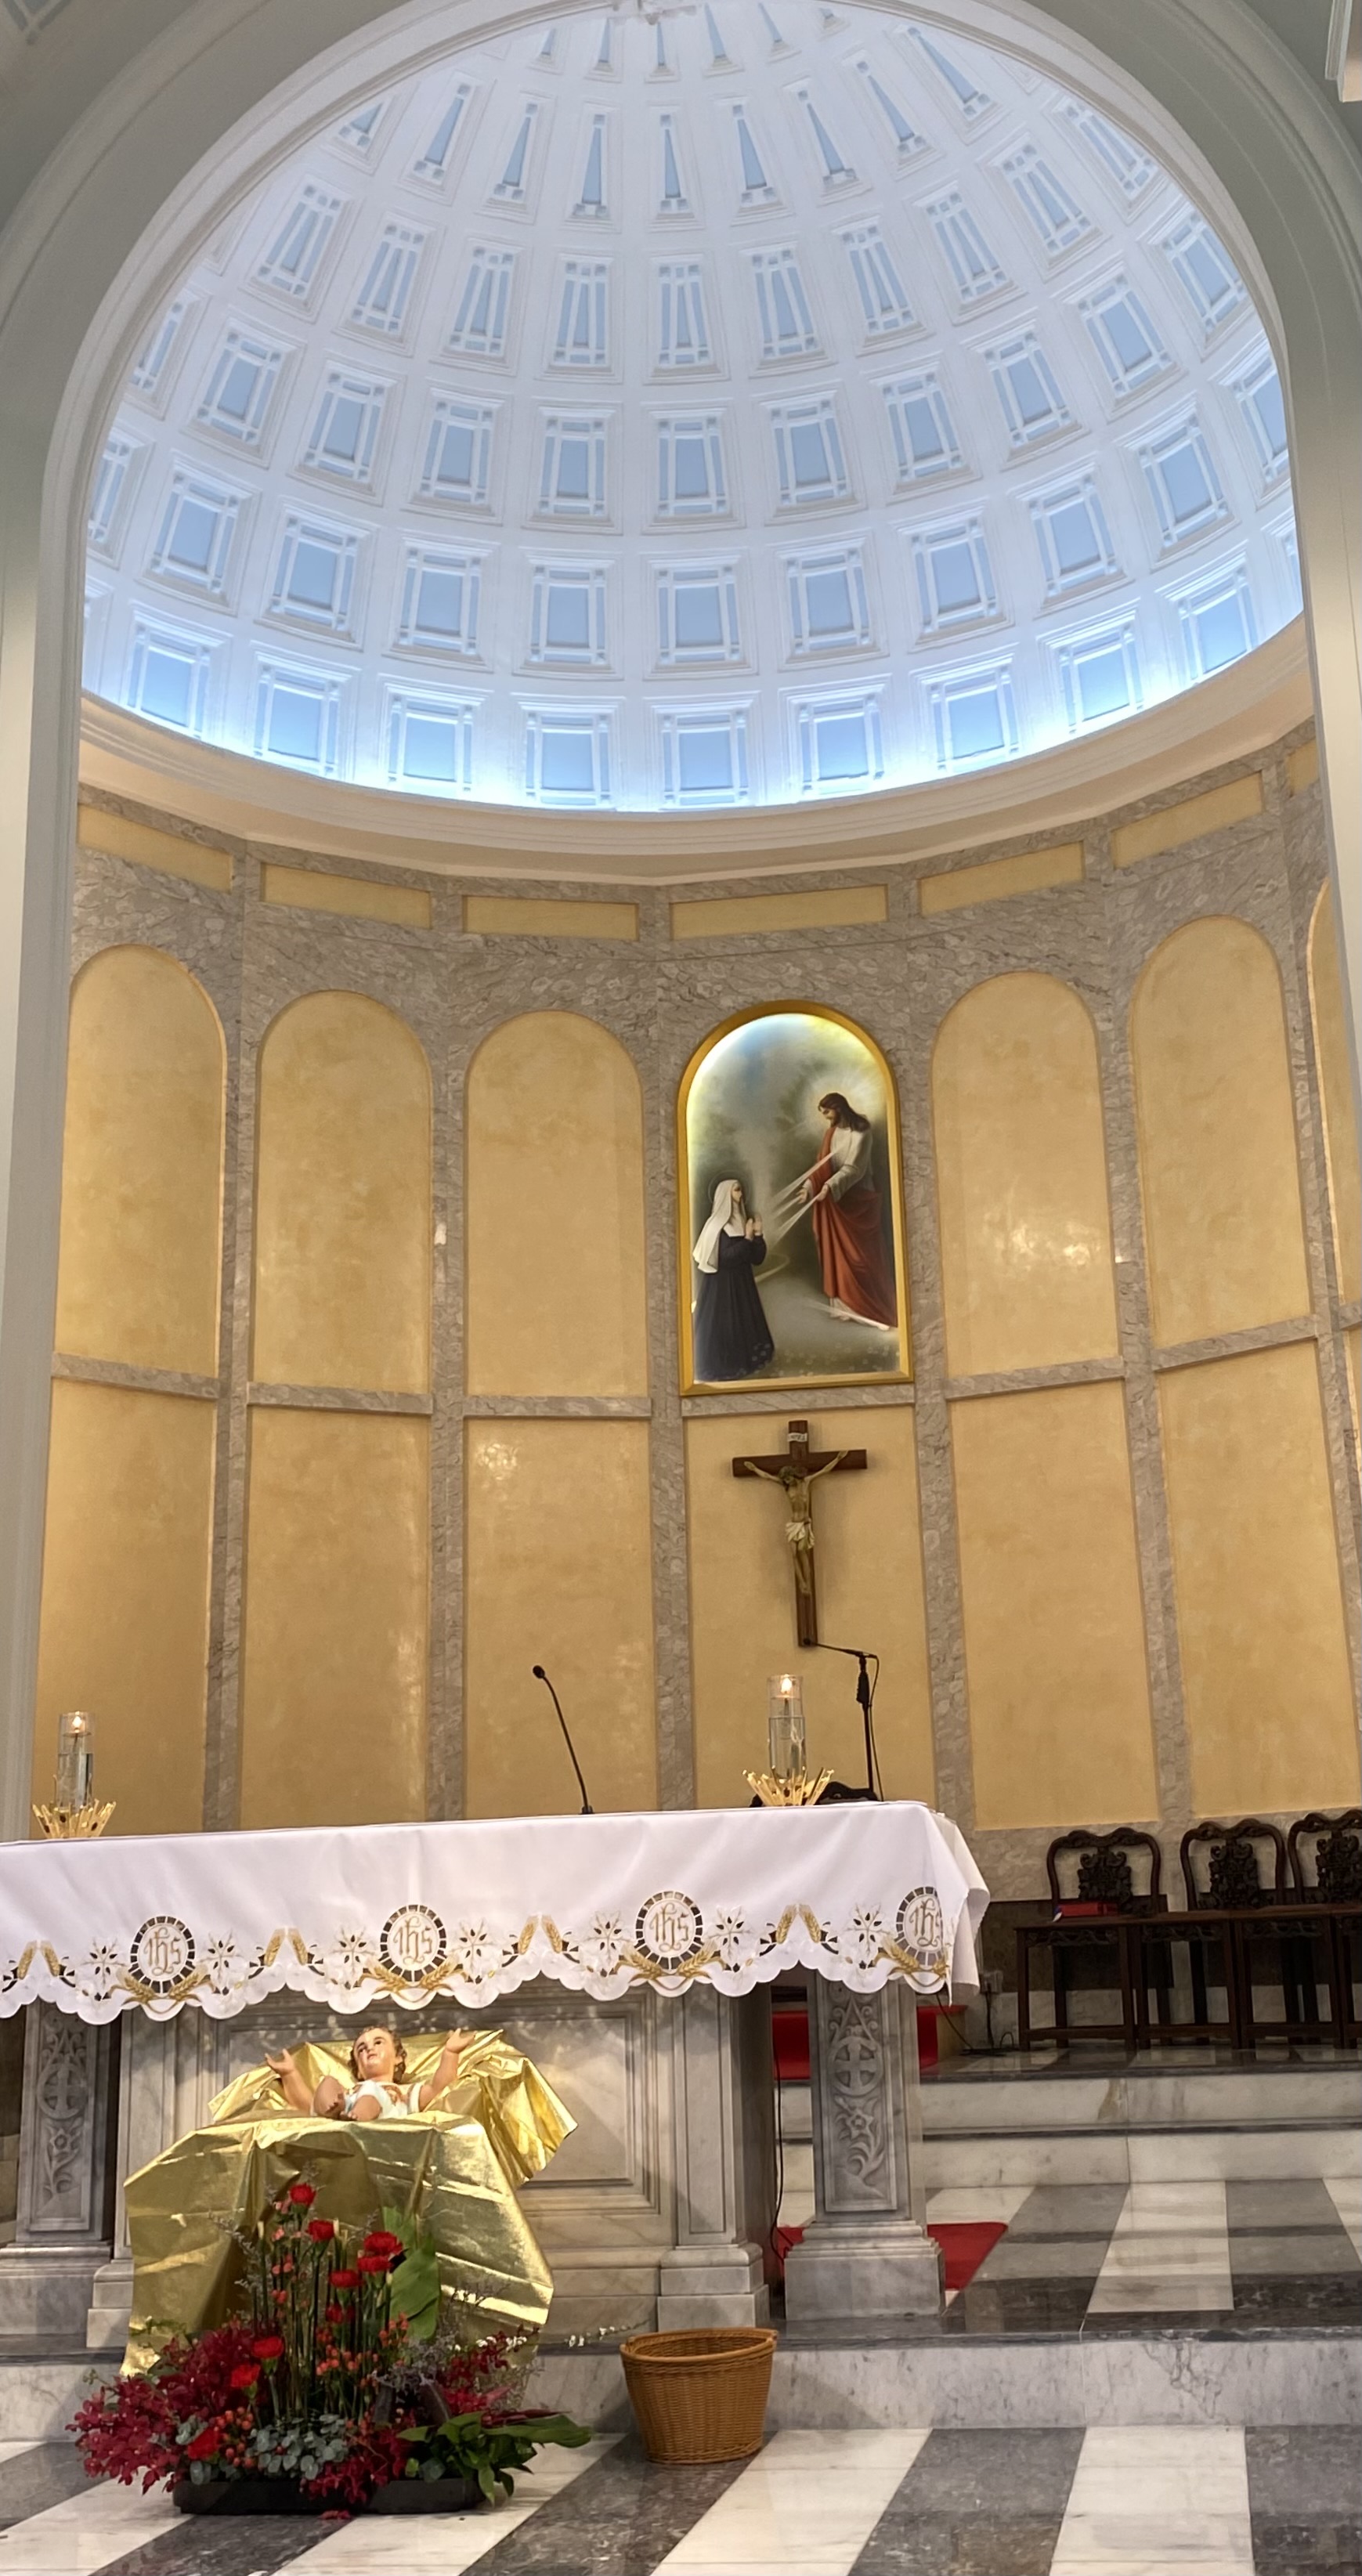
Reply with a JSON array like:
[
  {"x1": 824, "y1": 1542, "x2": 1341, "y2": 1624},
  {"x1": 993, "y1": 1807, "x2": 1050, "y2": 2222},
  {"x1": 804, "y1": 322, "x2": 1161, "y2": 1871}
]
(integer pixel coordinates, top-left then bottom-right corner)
[
  {"x1": 531, "y1": 1665, "x2": 593, "y2": 1815},
  {"x1": 815, "y1": 1642, "x2": 882, "y2": 1801}
]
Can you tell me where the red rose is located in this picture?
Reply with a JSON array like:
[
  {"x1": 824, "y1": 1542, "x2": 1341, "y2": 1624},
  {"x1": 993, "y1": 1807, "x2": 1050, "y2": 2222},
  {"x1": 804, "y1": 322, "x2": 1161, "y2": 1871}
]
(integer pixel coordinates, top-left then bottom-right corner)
[
  {"x1": 228, "y1": 2365, "x2": 259, "y2": 2391},
  {"x1": 357, "y1": 2253, "x2": 388, "y2": 2274},
  {"x1": 331, "y1": 2269, "x2": 358, "y2": 2292},
  {"x1": 251, "y1": 2336, "x2": 285, "y2": 2362},
  {"x1": 306, "y1": 2218, "x2": 336, "y2": 2243},
  {"x1": 186, "y1": 2429, "x2": 219, "y2": 2460},
  {"x1": 361, "y1": 2231, "x2": 403, "y2": 2260},
  {"x1": 287, "y1": 2183, "x2": 316, "y2": 2207}
]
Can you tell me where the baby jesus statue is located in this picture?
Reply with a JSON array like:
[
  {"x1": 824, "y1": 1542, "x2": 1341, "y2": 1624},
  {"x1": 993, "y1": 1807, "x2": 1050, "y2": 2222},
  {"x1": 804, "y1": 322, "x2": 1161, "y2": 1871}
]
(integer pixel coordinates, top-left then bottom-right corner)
[{"x1": 265, "y1": 2023, "x2": 471, "y2": 2123}]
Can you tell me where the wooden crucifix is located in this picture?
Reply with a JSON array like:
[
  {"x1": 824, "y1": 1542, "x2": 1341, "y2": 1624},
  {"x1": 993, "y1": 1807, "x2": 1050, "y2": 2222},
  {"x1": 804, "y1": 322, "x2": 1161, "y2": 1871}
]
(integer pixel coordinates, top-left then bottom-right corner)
[{"x1": 732, "y1": 1418, "x2": 867, "y2": 1647}]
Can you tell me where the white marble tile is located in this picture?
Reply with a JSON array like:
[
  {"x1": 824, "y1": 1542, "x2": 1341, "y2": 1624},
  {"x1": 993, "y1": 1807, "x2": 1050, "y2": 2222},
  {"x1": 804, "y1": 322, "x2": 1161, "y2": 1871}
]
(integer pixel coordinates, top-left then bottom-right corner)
[
  {"x1": 1325, "y1": 2174, "x2": 1362, "y2": 2258},
  {"x1": 294, "y1": 2435, "x2": 616, "y2": 2569},
  {"x1": 0, "y1": 2478, "x2": 180, "y2": 2574},
  {"x1": 0, "y1": 2444, "x2": 36, "y2": 2465},
  {"x1": 656, "y1": 2427, "x2": 928, "y2": 2571},
  {"x1": 1087, "y1": 2180, "x2": 1233, "y2": 2314},
  {"x1": 922, "y1": 2134, "x2": 1131, "y2": 2190},
  {"x1": 1079, "y1": 2329, "x2": 1362, "y2": 2428},
  {"x1": 925, "y1": 2185, "x2": 1031, "y2": 2224},
  {"x1": 1127, "y1": 2127, "x2": 1361, "y2": 2184},
  {"x1": 1051, "y1": 2426, "x2": 1252, "y2": 2573}
]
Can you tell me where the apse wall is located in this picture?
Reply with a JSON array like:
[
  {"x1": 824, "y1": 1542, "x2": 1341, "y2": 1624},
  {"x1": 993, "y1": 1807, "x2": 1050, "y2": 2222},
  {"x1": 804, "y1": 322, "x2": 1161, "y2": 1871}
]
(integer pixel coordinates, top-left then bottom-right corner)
[{"x1": 34, "y1": 719, "x2": 1360, "y2": 1889}]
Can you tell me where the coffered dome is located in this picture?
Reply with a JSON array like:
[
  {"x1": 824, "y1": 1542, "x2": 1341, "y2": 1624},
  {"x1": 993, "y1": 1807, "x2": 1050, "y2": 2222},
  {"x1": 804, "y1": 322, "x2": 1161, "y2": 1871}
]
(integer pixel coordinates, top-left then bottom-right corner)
[{"x1": 82, "y1": 1, "x2": 1299, "y2": 811}]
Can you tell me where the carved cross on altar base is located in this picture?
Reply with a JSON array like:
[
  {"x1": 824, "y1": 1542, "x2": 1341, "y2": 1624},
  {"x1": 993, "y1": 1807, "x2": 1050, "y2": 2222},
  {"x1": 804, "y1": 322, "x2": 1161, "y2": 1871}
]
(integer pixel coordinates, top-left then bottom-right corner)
[{"x1": 732, "y1": 1418, "x2": 867, "y2": 1646}]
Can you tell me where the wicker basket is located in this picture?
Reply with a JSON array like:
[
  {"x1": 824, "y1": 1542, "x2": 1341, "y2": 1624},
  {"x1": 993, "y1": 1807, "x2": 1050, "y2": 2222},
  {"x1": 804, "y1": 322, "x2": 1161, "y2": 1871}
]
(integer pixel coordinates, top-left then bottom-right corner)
[{"x1": 620, "y1": 2326, "x2": 777, "y2": 2464}]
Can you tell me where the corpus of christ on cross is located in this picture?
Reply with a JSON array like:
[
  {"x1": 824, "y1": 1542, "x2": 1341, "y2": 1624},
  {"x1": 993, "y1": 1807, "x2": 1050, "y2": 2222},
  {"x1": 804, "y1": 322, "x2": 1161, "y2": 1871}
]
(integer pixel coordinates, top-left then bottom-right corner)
[{"x1": 732, "y1": 1417, "x2": 868, "y2": 1646}]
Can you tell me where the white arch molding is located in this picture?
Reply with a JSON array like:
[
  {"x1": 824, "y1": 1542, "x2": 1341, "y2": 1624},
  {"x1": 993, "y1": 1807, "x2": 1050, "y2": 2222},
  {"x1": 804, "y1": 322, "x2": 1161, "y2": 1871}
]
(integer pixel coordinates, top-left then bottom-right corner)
[{"x1": 1, "y1": 0, "x2": 1359, "y2": 1830}]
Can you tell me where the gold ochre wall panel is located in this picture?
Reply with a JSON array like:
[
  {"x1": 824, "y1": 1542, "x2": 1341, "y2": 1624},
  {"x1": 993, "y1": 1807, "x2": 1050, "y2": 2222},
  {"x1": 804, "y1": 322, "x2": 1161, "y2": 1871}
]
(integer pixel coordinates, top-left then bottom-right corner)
[
  {"x1": 56, "y1": 946, "x2": 225, "y2": 1375},
  {"x1": 933, "y1": 974, "x2": 1119, "y2": 1377},
  {"x1": 1309, "y1": 889, "x2": 1361, "y2": 1304},
  {"x1": 1159, "y1": 1343, "x2": 1359, "y2": 1815},
  {"x1": 252, "y1": 992, "x2": 431, "y2": 1393},
  {"x1": 466, "y1": 1014, "x2": 648, "y2": 1398},
  {"x1": 685, "y1": 1407, "x2": 934, "y2": 1808},
  {"x1": 953, "y1": 1382, "x2": 1157, "y2": 1828},
  {"x1": 239, "y1": 1409, "x2": 428, "y2": 1827},
  {"x1": 464, "y1": 1418, "x2": 657, "y2": 1815},
  {"x1": 1132, "y1": 919, "x2": 1309, "y2": 1346},
  {"x1": 33, "y1": 1382, "x2": 215, "y2": 1834}
]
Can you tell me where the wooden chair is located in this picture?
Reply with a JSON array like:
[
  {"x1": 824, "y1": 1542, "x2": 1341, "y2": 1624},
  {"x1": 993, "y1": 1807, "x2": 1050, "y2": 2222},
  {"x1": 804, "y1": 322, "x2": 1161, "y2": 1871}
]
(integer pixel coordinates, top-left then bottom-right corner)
[
  {"x1": 1288, "y1": 1811, "x2": 1362, "y2": 2044},
  {"x1": 1180, "y1": 1817, "x2": 1325, "y2": 2043},
  {"x1": 1016, "y1": 1827, "x2": 1164, "y2": 2051}
]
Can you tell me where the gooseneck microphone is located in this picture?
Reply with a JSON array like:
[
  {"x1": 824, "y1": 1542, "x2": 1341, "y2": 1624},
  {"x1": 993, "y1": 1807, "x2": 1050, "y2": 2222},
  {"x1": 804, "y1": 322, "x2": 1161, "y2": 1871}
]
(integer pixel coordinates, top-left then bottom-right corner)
[
  {"x1": 815, "y1": 1641, "x2": 883, "y2": 1802},
  {"x1": 532, "y1": 1666, "x2": 594, "y2": 1815}
]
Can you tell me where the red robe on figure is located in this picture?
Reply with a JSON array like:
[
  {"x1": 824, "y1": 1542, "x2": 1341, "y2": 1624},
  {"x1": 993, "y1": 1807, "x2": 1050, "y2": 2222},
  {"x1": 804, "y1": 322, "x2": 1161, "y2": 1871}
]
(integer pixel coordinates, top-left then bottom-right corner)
[{"x1": 809, "y1": 1115, "x2": 897, "y2": 1329}]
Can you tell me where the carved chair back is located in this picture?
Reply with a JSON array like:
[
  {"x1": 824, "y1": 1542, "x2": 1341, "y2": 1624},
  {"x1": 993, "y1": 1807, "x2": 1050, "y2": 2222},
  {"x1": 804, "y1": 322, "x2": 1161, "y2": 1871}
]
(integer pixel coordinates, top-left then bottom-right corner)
[
  {"x1": 1180, "y1": 1817, "x2": 1288, "y2": 1910},
  {"x1": 1288, "y1": 1810, "x2": 1362, "y2": 1902},
  {"x1": 1046, "y1": 1826, "x2": 1163, "y2": 1914}
]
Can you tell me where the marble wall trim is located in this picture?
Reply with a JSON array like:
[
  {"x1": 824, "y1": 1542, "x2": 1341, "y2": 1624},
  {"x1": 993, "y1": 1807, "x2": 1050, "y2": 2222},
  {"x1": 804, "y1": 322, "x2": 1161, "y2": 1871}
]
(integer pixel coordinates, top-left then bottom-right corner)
[
  {"x1": 59, "y1": 727, "x2": 1359, "y2": 1892},
  {"x1": 51, "y1": 1353, "x2": 219, "y2": 1401},
  {"x1": 1150, "y1": 1317, "x2": 1320, "y2": 1373},
  {"x1": 944, "y1": 1358, "x2": 1126, "y2": 1401},
  {"x1": 245, "y1": 1381, "x2": 433, "y2": 1415},
  {"x1": 463, "y1": 1394, "x2": 654, "y2": 1419}
]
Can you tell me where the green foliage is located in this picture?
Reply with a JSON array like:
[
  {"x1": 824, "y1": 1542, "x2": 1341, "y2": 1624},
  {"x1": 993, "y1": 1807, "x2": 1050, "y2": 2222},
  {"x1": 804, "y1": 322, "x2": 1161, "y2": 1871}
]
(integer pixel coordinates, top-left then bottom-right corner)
[
  {"x1": 379, "y1": 2205, "x2": 441, "y2": 2342},
  {"x1": 399, "y1": 2409, "x2": 591, "y2": 2502}
]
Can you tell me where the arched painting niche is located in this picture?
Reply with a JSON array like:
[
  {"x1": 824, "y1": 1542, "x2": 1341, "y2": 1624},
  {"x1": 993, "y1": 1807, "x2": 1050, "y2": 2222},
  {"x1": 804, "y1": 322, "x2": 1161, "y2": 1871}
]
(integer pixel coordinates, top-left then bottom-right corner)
[{"x1": 678, "y1": 1005, "x2": 910, "y2": 1393}]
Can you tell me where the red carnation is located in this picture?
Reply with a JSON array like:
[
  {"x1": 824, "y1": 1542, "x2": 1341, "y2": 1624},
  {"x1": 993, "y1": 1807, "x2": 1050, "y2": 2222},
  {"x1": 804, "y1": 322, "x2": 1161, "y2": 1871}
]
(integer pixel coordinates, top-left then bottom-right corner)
[
  {"x1": 228, "y1": 2365, "x2": 259, "y2": 2391},
  {"x1": 251, "y1": 2336, "x2": 285, "y2": 2362},
  {"x1": 331, "y1": 2269, "x2": 358, "y2": 2292},
  {"x1": 357, "y1": 2252, "x2": 388, "y2": 2274},
  {"x1": 361, "y1": 2230, "x2": 403, "y2": 2260},
  {"x1": 186, "y1": 2428, "x2": 219, "y2": 2460},
  {"x1": 287, "y1": 2183, "x2": 316, "y2": 2207},
  {"x1": 306, "y1": 2217, "x2": 336, "y2": 2243}
]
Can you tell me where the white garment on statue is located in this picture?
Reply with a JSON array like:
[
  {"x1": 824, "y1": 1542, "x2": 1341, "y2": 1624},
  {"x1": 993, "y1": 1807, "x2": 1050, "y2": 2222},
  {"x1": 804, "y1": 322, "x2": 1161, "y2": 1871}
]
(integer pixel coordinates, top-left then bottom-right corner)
[
  {"x1": 692, "y1": 1178, "x2": 747, "y2": 1273},
  {"x1": 822, "y1": 1124, "x2": 872, "y2": 1201},
  {"x1": 343, "y1": 2079, "x2": 418, "y2": 2119}
]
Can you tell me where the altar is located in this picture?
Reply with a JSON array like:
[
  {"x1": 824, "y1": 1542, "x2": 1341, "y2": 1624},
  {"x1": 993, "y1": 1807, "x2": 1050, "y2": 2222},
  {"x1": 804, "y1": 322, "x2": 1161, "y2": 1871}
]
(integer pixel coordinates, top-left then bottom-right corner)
[{"x1": 0, "y1": 1804, "x2": 987, "y2": 2348}]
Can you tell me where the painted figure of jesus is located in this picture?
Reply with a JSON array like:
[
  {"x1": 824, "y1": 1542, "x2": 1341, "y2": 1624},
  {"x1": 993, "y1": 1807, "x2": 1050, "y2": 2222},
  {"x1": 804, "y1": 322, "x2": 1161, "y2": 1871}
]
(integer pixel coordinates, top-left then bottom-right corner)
[
  {"x1": 801, "y1": 1092, "x2": 897, "y2": 1331},
  {"x1": 266, "y1": 2023, "x2": 470, "y2": 2122}
]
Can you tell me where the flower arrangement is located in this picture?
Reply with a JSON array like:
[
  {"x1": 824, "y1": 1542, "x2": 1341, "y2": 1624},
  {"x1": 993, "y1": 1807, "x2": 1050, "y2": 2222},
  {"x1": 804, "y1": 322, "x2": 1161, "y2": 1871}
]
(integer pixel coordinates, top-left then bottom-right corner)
[{"x1": 70, "y1": 2182, "x2": 587, "y2": 2516}]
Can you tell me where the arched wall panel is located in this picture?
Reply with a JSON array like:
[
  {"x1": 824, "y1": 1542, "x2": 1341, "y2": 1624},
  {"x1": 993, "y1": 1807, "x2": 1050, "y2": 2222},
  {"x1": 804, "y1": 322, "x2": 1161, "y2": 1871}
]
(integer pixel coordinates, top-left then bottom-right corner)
[
  {"x1": 933, "y1": 974, "x2": 1119, "y2": 1378},
  {"x1": 466, "y1": 1013, "x2": 648, "y2": 1400},
  {"x1": 1131, "y1": 919, "x2": 1310, "y2": 1347},
  {"x1": 55, "y1": 945, "x2": 224, "y2": 1375},
  {"x1": 1309, "y1": 888, "x2": 1361, "y2": 1307},
  {"x1": 252, "y1": 992, "x2": 431, "y2": 1394}
]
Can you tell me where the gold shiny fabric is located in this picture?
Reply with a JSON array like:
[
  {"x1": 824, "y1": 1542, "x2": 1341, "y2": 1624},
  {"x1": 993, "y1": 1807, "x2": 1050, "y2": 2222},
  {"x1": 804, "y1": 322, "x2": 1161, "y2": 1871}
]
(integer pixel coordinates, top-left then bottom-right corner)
[{"x1": 123, "y1": 2031, "x2": 573, "y2": 2373}]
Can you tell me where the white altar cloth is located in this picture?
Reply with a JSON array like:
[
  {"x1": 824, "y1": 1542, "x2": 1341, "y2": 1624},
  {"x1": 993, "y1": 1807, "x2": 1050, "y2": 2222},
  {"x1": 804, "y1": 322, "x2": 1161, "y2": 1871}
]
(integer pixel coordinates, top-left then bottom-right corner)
[{"x1": 0, "y1": 1803, "x2": 986, "y2": 2021}]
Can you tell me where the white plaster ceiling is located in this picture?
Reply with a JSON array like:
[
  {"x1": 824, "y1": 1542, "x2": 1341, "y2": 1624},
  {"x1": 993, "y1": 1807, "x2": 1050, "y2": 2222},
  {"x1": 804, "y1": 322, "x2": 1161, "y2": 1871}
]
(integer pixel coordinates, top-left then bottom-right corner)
[{"x1": 81, "y1": 0, "x2": 1300, "y2": 813}]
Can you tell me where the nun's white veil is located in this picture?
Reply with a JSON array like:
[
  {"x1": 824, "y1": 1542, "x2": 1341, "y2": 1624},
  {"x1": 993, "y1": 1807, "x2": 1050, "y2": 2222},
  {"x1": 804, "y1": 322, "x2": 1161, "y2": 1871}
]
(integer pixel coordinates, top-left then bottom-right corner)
[{"x1": 693, "y1": 1179, "x2": 746, "y2": 1274}]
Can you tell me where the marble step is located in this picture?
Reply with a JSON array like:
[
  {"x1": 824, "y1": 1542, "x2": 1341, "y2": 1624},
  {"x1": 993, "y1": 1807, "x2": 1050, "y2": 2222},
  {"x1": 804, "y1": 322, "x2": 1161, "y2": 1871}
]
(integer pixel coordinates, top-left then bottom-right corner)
[{"x1": 4, "y1": 2327, "x2": 1357, "y2": 2445}]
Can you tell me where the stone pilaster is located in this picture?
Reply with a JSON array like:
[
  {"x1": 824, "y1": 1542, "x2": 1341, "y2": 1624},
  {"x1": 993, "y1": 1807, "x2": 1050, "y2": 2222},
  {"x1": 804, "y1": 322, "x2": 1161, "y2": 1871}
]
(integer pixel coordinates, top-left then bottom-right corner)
[
  {"x1": 656, "y1": 1983, "x2": 772, "y2": 2328},
  {"x1": 0, "y1": 2005, "x2": 117, "y2": 2340},
  {"x1": 784, "y1": 1977, "x2": 941, "y2": 2321}
]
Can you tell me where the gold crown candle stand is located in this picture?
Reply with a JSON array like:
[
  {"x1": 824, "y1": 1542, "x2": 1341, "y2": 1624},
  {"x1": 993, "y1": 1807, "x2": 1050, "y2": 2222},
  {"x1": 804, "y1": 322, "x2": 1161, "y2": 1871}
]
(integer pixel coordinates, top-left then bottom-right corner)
[{"x1": 33, "y1": 1711, "x2": 115, "y2": 1837}]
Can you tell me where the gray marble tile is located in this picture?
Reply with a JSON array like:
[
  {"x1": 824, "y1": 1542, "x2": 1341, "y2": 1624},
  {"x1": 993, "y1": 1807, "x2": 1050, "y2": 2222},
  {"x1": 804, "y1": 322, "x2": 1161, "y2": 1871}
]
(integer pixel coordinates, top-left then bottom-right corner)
[
  {"x1": 1247, "y1": 2425, "x2": 1362, "y2": 2574},
  {"x1": 1227, "y1": 2180, "x2": 1355, "y2": 2235},
  {"x1": 1003, "y1": 2188, "x2": 1130, "y2": 2242},
  {"x1": 852, "y1": 2427, "x2": 1083, "y2": 2573},
  {"x1": 0, "y1": 2439, "x2": 91, "y2": 2528},
  {"x1": 467, "y1": 2438, "x2": 749, "y2": 2572},
  {"x1": 94, "y1": 2516, "x2": 317, "y2": 2576}
]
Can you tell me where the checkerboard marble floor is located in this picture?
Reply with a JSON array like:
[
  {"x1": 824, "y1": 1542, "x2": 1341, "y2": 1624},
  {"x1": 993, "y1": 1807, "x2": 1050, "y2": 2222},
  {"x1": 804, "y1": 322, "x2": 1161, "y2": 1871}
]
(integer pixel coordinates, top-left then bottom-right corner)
[{"x1": 1, "y1": 2423, "x2": 1357, "y2": 2576}]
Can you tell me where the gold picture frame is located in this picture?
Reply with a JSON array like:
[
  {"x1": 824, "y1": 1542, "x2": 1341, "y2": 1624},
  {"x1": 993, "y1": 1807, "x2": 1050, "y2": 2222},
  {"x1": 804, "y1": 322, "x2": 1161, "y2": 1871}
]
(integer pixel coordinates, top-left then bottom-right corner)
[{"x1": 677, "y1": 1002, "x2": 912, "y2": 1396}]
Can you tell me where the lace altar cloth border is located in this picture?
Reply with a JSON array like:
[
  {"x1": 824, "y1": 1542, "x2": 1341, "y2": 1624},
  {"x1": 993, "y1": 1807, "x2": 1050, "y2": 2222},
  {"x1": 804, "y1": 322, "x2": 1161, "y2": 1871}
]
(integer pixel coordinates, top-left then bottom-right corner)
[{"x1": 0, "y1": 1803, "x2": 987, "y2": 2022}]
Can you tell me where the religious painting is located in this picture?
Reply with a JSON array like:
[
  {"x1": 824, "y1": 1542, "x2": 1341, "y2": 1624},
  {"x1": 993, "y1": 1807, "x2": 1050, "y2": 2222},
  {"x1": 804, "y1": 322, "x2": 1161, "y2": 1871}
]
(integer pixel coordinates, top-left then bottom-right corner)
[{"x1": 678, "y1": 1005, "x2": 910, "y2": 1393}]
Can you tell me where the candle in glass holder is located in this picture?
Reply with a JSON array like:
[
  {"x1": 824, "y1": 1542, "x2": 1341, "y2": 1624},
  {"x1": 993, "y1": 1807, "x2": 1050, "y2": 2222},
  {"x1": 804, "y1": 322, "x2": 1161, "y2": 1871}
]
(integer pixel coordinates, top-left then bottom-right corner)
[
  {"x1": 767, "y1": 1672, "x2": 805, "y2": 1780},
  {"x1": 56, "y1": 1711, "x2": 95, "y2": 1808}
]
